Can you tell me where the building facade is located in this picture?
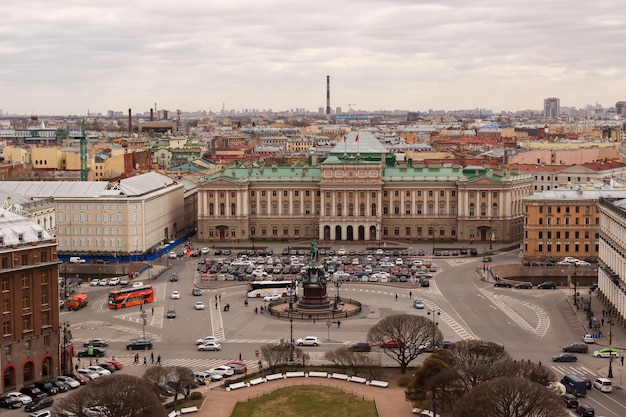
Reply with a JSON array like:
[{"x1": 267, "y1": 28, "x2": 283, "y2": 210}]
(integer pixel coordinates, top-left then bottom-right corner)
[
  {"x1": 598, "y1": 198, "x2": 626, "y2": 326},
  {"x1": 0, "y1": 210, "x2": 63, "y2": 393},
  {"x1": 197, "y1": 131, "x2": 533, "y2": 245},
  {"x1": 523, "y1": 188, "x2": 626, "y2": 260}
]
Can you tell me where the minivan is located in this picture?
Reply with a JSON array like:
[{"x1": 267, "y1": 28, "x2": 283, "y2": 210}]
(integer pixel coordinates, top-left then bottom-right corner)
[
  {"x1": 561, "y1": 374, "x2": 587, "y2": 397},
  {"x1": 69, "y1": 257, "x2": 86, "y2": 263},
  {"x1": 593, "y1": 377, "x2": 612, "y2": 393}
]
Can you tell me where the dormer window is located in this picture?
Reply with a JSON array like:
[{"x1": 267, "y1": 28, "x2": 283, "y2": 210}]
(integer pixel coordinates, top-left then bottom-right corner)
[
  {"x1": 18, "y1": 234, "x2": 24, "y2": 243},
  {"x1": 37, "y1": 231, "x2": 43, "y2": 240}
]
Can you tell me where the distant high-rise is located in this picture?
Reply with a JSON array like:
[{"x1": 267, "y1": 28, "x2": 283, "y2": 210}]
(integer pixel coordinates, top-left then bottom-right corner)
[
  {"x1": 616, "y1": 101, "x2": 626, "y2": 116},
  {"x1": 543, "y1": 97, "x2": 560, "y2": 118}
]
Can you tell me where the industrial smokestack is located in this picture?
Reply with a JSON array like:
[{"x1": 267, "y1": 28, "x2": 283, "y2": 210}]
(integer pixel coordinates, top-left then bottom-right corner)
[
  {"x1": 326, "y1": 75, "x2": 331, "y2": 115},
  {"x1": 150, "y1": 108, "x2": 154, "y2": 121},
  {"x1": 128, "y1": 108, "x2": 132, "y2": 137}
]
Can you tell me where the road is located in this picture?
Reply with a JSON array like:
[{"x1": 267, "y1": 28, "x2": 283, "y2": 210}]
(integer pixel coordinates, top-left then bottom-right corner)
[{"x1": 2, "y1": 244, "x2": 625, "y2": 417}]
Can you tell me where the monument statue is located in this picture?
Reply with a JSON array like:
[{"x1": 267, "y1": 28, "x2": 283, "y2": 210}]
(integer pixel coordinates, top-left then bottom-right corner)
[{"x1": 310, "y1": 239, "x2": 318, "y2": 261}]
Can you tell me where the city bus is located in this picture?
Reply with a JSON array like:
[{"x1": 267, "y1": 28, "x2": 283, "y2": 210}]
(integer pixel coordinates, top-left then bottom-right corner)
[
  {"x1": 247, "y1": 280, "x2": 295, "y2": 298},
  {"x1": 108, "y1": 285, "x2": 154, "y2": 309}
]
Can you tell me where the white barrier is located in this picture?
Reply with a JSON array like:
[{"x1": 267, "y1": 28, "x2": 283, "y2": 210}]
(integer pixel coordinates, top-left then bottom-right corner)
[
  {"x1": 228, "y1": 382, "x2": 247, "y2": 390},
  {"x1": 285, "y1": 371, "x2": 305, "y2": 378},
  {"x1": 249, "y1": 377, "x2": 265, "y2": 386},
  {"x1": 349, "y1": 376, "x2": 367, "y2": 384},
  {"x1": 308, "y1": 371, "x2": 328, "y2": 378},
  {"x1": 330, "y1": 373, "x2": 349, "y2": 380},
  {"x1": 180, "y1": 406, "x2": 198, "y2": 414},
  {"x1": 266, "y1": 373, "x2": 284, "y2": 381},
  {"x1": 369, "y1": 380, "x2": 389, "y2": 388}
]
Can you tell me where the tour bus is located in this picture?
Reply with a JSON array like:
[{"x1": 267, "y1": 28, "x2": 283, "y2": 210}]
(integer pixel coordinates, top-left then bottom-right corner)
[
  {"x1": 108, "y1": 285, "x2": 154, "y2": 309},
  {"x1": 247, "y1": 280, "x2": 295, "y2": 298}
]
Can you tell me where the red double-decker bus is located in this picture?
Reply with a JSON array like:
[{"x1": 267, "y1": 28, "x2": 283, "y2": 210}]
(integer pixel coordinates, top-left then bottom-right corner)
[{"x1": 108, "y1": 285, "x2": 154, "y2": 309}]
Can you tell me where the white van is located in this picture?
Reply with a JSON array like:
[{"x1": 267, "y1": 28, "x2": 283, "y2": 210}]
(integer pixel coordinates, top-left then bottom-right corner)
[
  {"x1": 593, "y1": 377, "x2": 612, "y2": 393},
  {"x1": 69, "y1": 257, "x2": 86, "y2": 264}
]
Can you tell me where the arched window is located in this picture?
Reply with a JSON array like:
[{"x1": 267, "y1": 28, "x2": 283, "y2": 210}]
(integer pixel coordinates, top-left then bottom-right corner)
[
  {"x1": 371, "y1": 203, "x2": 377, "y2": 216},
  {"x1": 480, "y1": 203, "x2": 487, "y2": 216},
  {"x1": 469, "y1": 203, "x2": 475, "y2": 216},
  {"x1": 492, "y1": 203, "x2": 498, "y2": 216},
  {"x1": 337, "y1": 204, "x2": 343, "y2": 216},
  {"x1": 219, "y1": 204, "x2": 225, "y2": 216},
  {"x1": 359, "y1": 203, "x2": 365, "y2": 216},
  {"x1": 230, "y1": 204, "x2": 236, "y2": 216},
  {"x1": 348, "y1": 204, "x2": 354, "y2": 216},
  {"x1": 209, "y1": 204, "x2": 214, "y2": 216}
]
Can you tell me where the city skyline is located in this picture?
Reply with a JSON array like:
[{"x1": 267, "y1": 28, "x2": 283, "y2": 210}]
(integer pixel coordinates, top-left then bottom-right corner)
[{"x1": 2, "y1": 0, "x2": 624, "y2": 116}]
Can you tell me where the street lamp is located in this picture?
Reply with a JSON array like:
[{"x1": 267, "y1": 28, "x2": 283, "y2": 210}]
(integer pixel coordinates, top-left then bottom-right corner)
[
  {"x1": 430, "y1": 225, "x2": 436, "y2": 254},
  {"x1": 140, "y1": 309, "x2": 147, "y2": 339},
  {"x1": 288, "y1": 280, "x2": 297, "y2": 362},
  {"x1": 60, "y1": 321, "x2": 71, "y2": 375},
  {"x1": 572, "y1": 264, "x2": 578, "y2": 307},
  {"x1": 250, "y1": 226, "x2": 255, "y2": 252},
  {"x1": 608, "y1": 319, "x2": 614, "y2": 378},
  {"x1": 426, "y1": 308, "x2": 441, "y2": 417},
  {"x1": 490, "y1": 231, "x2": 495, "y2": 250},
  {"x1": 333, "y1": 277, "x2": 342, "y2": 309}
]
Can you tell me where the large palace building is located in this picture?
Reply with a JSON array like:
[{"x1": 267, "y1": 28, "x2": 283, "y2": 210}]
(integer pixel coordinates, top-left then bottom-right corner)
[{"x1": 197, "y1": 131, "x2": 533, "y2": 245}]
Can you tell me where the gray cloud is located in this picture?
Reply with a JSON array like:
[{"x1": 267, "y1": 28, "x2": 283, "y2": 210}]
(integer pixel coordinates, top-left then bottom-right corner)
[{"x1": 1, "y1": 0, "x2": 624, "y2": 115}]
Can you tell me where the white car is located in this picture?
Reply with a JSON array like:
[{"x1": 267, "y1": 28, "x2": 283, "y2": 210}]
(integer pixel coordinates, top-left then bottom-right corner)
[
  {"x1": 195, "y1": 301, "x2": 205, "y2": 310},
  {"x1": 98, "y1": 279, "x2": 109, "y2": 286},
  {"x1": 108, "y1": 278, "x2": 120, "y2": 286},
  {"x1": 169, "y1": 251, "x2": 177, "y2": 259},
  {"x1": 5, "y1": 391, "x2": 32, "y2": 404},
  {"x1": 583, "y1": 334, "x2": 596, "y2": 344},
  {"x1": 296, "y1": 336, "x2": 320, "y2": 346},
  {"x1": 56, "y1": 375, "x2": 81, "y2": 389},
  {"x1": 264, "y1": 294, "x2": 282, "y2": 302},
  {"x1": 337, "y1": 247, "x2": 346, "y2": 256},
  {"x1": 87, "y1": 365, "x2": 111, "y2": 376},
  {"x1": 132, "y1": 281, "x2": 144, "y2": 288},
  {"x1": 90, "y1": 279, "x2": 100, "y2": 286},
  {"x1": 201, "y1": 247, "x2": 210, "y2": 254},
  {"x1": 575, "y1": 260, "x2": 591, "y2": 267},
  {"x1": 198, "y1": 341, "x2": 222, "y2": 351},
  {"x1": 77, "y1": 368, "x2": 100, "y2": 380},
  {"x1": 196, "y1": 336, "x2": 220, "y2": 345},
  {"x1": 208, "y1": 365, "x2": 235, "y2": 377},
  {"x1": 171, "y1": 291, "x2": 181, "y2": 299}
]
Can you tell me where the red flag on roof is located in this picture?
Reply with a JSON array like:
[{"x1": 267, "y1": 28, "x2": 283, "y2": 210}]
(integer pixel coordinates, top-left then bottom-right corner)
[{"x1": 355, "y1": 134, "x2": 359, "y2": 142}]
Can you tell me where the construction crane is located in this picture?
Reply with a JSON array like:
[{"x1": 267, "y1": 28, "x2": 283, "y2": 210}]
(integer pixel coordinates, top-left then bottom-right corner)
[
  {"x1": 80, "y1": 118, "x2": 88, "y2": 181},
  {"x1": 345, "y1": 103, "x2": 356, "y2": 110}
]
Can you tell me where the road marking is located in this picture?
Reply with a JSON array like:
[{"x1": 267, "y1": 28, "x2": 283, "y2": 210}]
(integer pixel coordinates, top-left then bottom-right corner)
[
  {"x1": 210, "y1": 298, "x2": 226, "y2": 341},
  {"x1": 549, "y1": 364, "x2": 594, "y2": 378},
  {"x1": 421, "y1": 300, "x2": 475, "y2": 341},
  {"x1": 481, "y1": 289, "x2": 550, "y2": 337},
  {"x1": 71, "y1": 320, "x2": 163, "y2": 342}
]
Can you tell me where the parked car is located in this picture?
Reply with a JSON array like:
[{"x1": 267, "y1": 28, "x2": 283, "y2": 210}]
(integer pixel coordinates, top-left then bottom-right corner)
[
  {"x1": 494, "y1": 281, "x2": 512, "y2": 288},
  {"x1": 348, "y1": 342, "x2": 372, "y2": 352},
  {"x1": 169, "y1": 252, "x2": 177, "y2": 259},
  {"x1": 226, "y1": 360, "x2": 248, "y2": 373},
  {"x1": 226, "y1": 363, "x2": 246, "y2": 374},
  {"x1": 126, "y1": 339, "x2": 153, "y2": 350},
  {"x1": 33, "y1": 380, "x2": 59, "y2": 396},
  {"x1": 0, "y1": 395, "x2": 23, "y2": 409},
  {"x1": 552, "y1": 353, "x2": 577, "y2": 362},
  {"x1": 83, "y1": 338, "x2": 108, "y2": 347},
  {"x1": 380, "y1": 339, "x2": 404, "y2": 349},
  {"x1": 56, "y1": 376, "x2": 80, "y2": 389},
  {"x1": 537, "y1": 281, "x2": 557, "y2": 289},
  {"x1": 482, "y1": 256, "x2": 492, "y2": 262},
  {"x1": 208, "y1": 365, "x2": 234, "y2": 377},
  {"x1": 562, "y1": 343, "x2": 588, "y2": 353},
  {"x1": 583, "y1": 334, "x2": 596, "y2": 344},
  {"x1": 63, "y1": 373, "x2": 89, "y2": 385},
  {"x1": 77, "y1": 347, "x2": 106, "y2": 357},
  {"x1": 108, "y1": 278, "x2": 120, "y2": 286},
  {"x1": 24, "y1": 396, "x2": 53, "y2": 412},
  {"x1": 515, "y1": 282, "x2": 532, "y2": 289},
  {"x1": 296, "y1": 336, "x2": 320, "y2": 346},
  {"x1": 593, "y1": 377, "x2": 612, "y2": 393},
  {"x1": 76, "y1": 369, "x2": 100, "y2": 380},
  {"x1": 575, "y1": 404, "x2": 594, "y2": 417},
  {"x1": 19, "y1": 386, "x2": 46, "y2": 401},
  {"x1": 105, "y1": 359, "x2": 123, "y2": 370},
  {"x1": 5, "y1": 391, "x2": 32, "y2": 405},
  {"x1": 87, "y1": 365, "x2": 111, "y2": 376}
]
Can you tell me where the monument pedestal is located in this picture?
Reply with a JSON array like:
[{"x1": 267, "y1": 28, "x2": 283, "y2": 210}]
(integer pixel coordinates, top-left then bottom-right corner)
[{"x1": 297, "y1": 285, "x2": 331, "y2": 310}]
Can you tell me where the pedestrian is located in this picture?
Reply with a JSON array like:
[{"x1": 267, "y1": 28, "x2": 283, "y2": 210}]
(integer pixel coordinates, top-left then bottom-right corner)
[
  {"x1": 337, "y1": 320, "x2": 341, "y2": 328},
  {"x1": 151, "y1": 307, "x2": 154, "y2": 316},
  {"x1": 143, "y1": 356, "x2": 147, "y2": 366},
  {"x1": 215, "y1": 294, "x2": 218, "y2": 302},
  {"x1": 395, "y1": 294, "x2": 398, "y2": 301},
  {"x1": 205, "y1": 380, "x2": 210, "y2": 391},
  {"x1": 215, "y1": 302, "x2": 218, "y2": 310},
  {"x1": 134, "y1": 353, "x2": 139, "y2": 364},
  {"x1": 313, "y1": 317, "x2": 316, "y2": 324},
  {"x1": 258, "y1": 360, "x2": 263, "y2": 371},
  {"x1": 151, "y1": 352, "x2": 154, "y2": 364},
  {"x1": 95, "y1": 358, "x2": 99, "y2": 364},
  {"x1": 409, "y1": 291, "x2": 412, "y2": 299},
  {"x1": 75, "y1": 364, "x2": 78, "y2": 371},
  {"x1": 255, "y1": 307, "x2": 258, "y2": 314},
  {"x1": 602, "y1": 318, "x2": 605, "y2": 327},
  {"x1": 219, "y1": 294, "x2": 221, "y2": 301},
  {"x1": 239, "y1": 352, "x2": 242, "y2": 361},
  {"x1": 157, "y1": 355, "x2": 161, "y2": 365},
  {"x1": 244, "y1": 299, "x2": 248, "y2": 306},
  {"x1": 621, "y1": 355, "x2": 624, "y2": 366}
]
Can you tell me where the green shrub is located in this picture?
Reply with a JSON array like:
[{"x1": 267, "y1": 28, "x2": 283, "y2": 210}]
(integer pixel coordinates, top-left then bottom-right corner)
[{"x1": 189, "y1": 391, "x2": 203, "y2": 400}]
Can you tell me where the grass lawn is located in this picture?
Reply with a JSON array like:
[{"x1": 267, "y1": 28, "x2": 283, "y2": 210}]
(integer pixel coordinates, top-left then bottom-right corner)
[{"x1": 231, "y1": 385, "x2": 378, "y2": 417}]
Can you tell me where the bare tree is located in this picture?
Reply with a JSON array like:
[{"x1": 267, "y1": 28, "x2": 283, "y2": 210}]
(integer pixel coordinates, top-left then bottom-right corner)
[
  {"x1": 143, "y1": 366, "x2": 171, "y2": 388},
  {"x1": 407, "y1": 356, "x2": 461, "y2": 415},
  {"x1": 448, "y1": 340, "x2": 510, "y2": 391},
  {"x1": 451, "y1": 377, "x2": 569, "y2": 417},
  {"x1": 367, "y1": 314, "x2": 441, "y2": 373},
  {"x1": 165, "y1": 366, "x2": 196, "y2": 407},
  {"x1": 325, "y1": 347, "x2": 381, "y2": 378},
  {"x1": 51, "y1": 374, "x2": 166, "y2": 417},
  {"x1": 489, "y1": 359, "x2": 555, "y2": 387},
  {"x1": 260, "y1": 344, "x2": 306, "y2": 373}
]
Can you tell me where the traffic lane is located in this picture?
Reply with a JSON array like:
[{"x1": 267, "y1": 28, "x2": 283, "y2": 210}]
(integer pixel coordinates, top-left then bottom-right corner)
[{"x1": 581, "y1": 386, "x2": 626, "y2": 417}]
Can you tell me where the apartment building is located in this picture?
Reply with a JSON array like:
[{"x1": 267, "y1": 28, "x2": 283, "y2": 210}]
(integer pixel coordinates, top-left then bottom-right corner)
[
  {"x1": 523, "y1": 188, "x2": 626, "y2": 260},
  {"x1": 197, "y1": 131, "x2": 533, "y2": 245},
  {"x1": 0, "y1": 209, "x2": 62, "y2": 393}
]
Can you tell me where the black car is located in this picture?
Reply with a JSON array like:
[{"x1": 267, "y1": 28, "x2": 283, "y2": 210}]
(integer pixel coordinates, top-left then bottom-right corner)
[
  {"x1": 494, "y1": 281, "x2": 512, "y2": 288},
  {"x1": 552, "y1": 353, "x2": 577, "y2": 362},
  {"x1": 561, "y1": 393, "x2": 579, "y2": 408},
  {"x1": 126, "y1": 339, "x2": 153, "y2": 350},
  {"x1": 460, "y1": 248, "x2": 468, "y2": 255},
  {"x1": 170, "y1": 273, "x2": 178, "y2": 282},
  {"x1": 77, "y1": 347, "x2": 106, "y2": 357},
  {"x1": 482, "y1": 256, "x2": 492, "y2": 262},
  {"x1": 348, "y1": 342, "x2": 372, "y2": 352},
  {"x1": 563, "y1": 343, "x2": 589, "y2": 353},
  {"x1": 166, "y1": 308, "x2": 176, "y2": 318},
  {"x1": 575, "y1": 404, "x2": 594, "y2": 417},
  {"x1": 50, "y1": 379, "x2": 70, "y2": 392},
  {"x1": 543, "y1": 258, "x2": 557, "y2": 266},
  {"x1": 25, "y1": 395, "x2": 53, "y2": 412},
  {"x1": 0, "y1": 395, "x2": 22, "y2": 409},
  {"x1": 537, "y1": 281, "x2": 557, "y2": 289},
  {"x1": 470, "y1": 249, "x2": 478, "y2": 256},
  {"x1": 515, "y1": 282, "x2": 532, "y2": 289},
  {"x1": 34, "y1": 380, "x2": 59, "y2": 396},
  {"x1": 19, "y1": 386, "x2": 46, "y2": 401}
]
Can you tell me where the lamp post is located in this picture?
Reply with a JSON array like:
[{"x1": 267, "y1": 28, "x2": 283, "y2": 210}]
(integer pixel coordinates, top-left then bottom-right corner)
[
  {"x1": 572, "y1": 264, "x2": 578, "y2": 307},
  {"x1": 430, "y1": 225, "x2": 436, "y2": 254},
  {"x1": 333, "y1": 277, "x2": 342, "y2": 309},
  {"x1": 426, "y1": 308, "x2": 440, "y2": 417},
  {"x1": 250, "y1": 226, "x2": 255, "y2": 252},
  {"x1": 140, "y1": 309, "x2": 147, "y2": 339},
  {"x1": 608, "y1": 319, "x2": 614, "y2": 378},
  {"x1": 288, "y1": 280, "x2": 297, "y2": 362},
  {"x1": 60, "y1": 321, "x2": 71, "y2": 375}
]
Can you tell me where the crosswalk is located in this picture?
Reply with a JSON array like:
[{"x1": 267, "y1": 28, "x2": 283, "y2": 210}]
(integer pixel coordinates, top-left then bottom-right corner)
[
  {"x1": 549, "y1": 364, "x2": 595, "y2": 379},
  {"x1": 114, "y1": 357, "x2": 263, "y2": 370}
]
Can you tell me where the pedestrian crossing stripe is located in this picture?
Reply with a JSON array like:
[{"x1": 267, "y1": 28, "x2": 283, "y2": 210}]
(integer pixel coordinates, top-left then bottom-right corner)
[{"x1": 550, "y1": 365, "x2": 595, "y2": 378}]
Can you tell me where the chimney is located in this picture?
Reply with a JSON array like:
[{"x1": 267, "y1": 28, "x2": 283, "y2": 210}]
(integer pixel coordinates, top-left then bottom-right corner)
[
  {"x1": 150, "y1": 108, "x2": 154, "y2": 121},
  {"x1": 326, "y1": 75, "x2": 331, "y2": 116},
  {"x1": 128, "y1": 108, "x2": 132, "y2": 137}
]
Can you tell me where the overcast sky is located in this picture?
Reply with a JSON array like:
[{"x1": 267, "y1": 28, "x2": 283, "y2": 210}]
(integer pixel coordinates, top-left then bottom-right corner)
[{"x1": 2, "y1": 0, "x2": 625, "y2": 116}]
